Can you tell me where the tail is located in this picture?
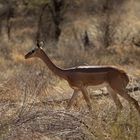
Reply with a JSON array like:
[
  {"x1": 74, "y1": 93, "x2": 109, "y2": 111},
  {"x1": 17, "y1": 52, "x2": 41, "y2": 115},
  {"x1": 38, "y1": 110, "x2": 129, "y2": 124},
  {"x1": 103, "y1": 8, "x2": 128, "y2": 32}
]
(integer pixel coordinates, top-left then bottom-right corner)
[{"x1": 119, "y1": 69, "x2": 129, "y2": 87}]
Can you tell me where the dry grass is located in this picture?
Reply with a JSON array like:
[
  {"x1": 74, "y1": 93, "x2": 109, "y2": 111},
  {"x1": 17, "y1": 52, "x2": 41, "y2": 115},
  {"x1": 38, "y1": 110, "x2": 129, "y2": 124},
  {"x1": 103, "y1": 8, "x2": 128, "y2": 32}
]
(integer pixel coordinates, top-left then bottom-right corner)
[{"x1": 0, "y1": 35, "x2": 140, "y2": 140}]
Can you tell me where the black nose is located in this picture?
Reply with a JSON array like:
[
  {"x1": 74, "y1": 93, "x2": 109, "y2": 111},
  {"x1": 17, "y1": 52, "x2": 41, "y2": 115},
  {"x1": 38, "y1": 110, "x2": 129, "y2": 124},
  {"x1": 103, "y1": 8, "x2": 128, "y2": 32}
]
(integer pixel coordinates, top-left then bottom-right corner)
[
  {"x1": 25, "y1": 51, "x2": 32, "y2": 59},
  {"x1": 25, "y1": 54, "x2": 28, "y2": 59}
]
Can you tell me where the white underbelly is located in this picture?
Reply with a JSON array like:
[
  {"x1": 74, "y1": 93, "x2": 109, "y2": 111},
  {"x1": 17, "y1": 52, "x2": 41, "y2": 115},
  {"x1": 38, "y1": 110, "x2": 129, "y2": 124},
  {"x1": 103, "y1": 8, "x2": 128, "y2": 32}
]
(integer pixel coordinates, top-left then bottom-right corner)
[{"x1": 91, "y1": 82, "x2": 108, "y2": 90}]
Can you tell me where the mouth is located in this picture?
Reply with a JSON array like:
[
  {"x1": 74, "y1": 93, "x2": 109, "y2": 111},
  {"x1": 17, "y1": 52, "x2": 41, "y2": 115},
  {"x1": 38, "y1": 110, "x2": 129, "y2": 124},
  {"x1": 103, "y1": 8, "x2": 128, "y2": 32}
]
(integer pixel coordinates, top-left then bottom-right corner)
[
  {"x1": 24, "y1": 53, "x2": 30, "y2": 59},
  {"x1": 24, "y1": 54, "x2": 28, "y2": 59}
]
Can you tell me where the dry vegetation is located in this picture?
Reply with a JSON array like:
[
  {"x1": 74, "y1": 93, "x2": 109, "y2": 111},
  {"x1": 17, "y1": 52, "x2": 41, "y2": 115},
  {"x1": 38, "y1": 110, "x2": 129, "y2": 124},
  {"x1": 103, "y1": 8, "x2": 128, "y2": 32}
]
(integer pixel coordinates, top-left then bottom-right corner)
[{"x1": 0, "y1": 0, "x2": 140, "y2": 140}]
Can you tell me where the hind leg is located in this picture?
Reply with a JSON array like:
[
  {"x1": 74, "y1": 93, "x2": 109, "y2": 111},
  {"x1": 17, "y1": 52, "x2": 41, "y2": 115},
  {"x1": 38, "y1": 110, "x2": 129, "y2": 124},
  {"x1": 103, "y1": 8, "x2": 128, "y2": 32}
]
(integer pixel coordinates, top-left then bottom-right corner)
[
  {"x1": 107, "y1": 86, "x2": 123, "y2": 110},
  {"x1": 113, "y1": 88, "x2": 140, "y2": 115},
  {"x1": 109, "y1": 74, "x2": 140, "y2": 115}
]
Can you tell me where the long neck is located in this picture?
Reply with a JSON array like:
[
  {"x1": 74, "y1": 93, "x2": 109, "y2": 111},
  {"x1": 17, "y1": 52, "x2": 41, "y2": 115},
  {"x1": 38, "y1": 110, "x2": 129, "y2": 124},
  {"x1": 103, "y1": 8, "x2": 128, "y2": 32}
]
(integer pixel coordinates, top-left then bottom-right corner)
[{"x1": 38, "y1": 50, "x2": 66, "y2": 79}]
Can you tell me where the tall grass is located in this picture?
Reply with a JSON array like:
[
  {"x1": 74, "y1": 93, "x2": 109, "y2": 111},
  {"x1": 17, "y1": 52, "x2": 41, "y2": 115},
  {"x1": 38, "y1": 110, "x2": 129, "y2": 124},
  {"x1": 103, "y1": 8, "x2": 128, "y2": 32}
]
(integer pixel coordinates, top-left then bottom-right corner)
[{"x1": 0, "y1": 36, "x2": 139, "y2": 139}]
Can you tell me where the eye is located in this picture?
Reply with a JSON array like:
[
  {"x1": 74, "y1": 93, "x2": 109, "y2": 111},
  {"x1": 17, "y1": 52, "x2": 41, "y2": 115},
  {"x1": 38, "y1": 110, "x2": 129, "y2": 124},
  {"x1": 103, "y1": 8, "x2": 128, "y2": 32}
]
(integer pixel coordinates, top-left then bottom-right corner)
[{"x1": 32, "y1": 50, "x2": 35, "y2": 53}]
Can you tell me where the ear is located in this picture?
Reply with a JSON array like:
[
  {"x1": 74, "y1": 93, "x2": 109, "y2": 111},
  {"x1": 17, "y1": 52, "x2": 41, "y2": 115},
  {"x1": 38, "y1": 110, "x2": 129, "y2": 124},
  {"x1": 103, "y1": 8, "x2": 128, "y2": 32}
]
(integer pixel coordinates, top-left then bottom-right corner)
[{"x1": 37, "y1": 41, "x2": 44, "y2": 48}]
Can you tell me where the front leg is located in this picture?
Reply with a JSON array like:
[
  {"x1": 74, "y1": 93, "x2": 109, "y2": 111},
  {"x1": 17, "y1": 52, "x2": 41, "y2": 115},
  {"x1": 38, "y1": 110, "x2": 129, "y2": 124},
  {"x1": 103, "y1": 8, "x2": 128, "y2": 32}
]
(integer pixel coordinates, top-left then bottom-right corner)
[
  {"x1": 81, "y1": 87, "x2": 92, "y2": 111},
  {"x1": 66, "y1": 89, "x2": 79, "y2": 110}
]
